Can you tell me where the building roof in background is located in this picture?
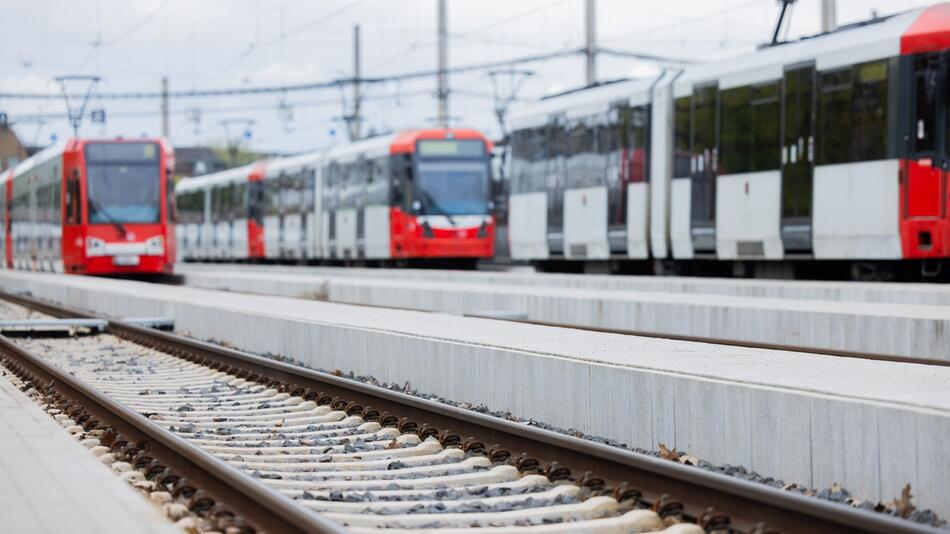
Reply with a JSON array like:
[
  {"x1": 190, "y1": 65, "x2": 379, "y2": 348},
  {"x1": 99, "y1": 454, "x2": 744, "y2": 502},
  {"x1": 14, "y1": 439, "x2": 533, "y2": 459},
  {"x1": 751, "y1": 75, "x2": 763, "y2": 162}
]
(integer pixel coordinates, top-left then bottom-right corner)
[{"x1": 0, "y1": 126, "x2": 27, "y2": 171}]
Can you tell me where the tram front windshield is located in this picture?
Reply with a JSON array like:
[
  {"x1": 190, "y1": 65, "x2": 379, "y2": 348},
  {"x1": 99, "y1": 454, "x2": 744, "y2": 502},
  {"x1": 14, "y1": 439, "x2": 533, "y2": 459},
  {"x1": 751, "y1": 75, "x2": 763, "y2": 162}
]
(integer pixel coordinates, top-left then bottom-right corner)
[
  {"x1": 415, "y1": 140, "x2": 490, "y2": 216},
  {"x1": 85, "y1": 142, "x2": 161, "y2": 224}
]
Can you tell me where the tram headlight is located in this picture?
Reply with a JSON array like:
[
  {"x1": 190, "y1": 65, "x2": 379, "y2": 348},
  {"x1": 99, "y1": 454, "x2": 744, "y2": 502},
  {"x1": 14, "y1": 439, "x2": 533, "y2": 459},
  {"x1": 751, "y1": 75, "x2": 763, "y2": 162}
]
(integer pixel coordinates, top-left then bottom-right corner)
[
  {"x1": 86, "y1": 237, "x2": 107, "y2": 257},
  {"x1": 145, "y1": 236, "x2": 165, "y2": 255}
]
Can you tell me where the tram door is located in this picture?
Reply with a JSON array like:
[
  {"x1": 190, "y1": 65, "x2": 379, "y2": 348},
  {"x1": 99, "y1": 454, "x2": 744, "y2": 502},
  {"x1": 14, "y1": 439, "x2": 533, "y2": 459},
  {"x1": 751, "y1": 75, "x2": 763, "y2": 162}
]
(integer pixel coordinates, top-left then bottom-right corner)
[
  {"x1": 905, "y1": 51, "x2": 947, "y2": 221},
  {"x1": 781, "y1": 64, "x2": 816, "y2": 253},
  {"x1": 690, "y1": 83, "x2": 718, "y2": 253}
]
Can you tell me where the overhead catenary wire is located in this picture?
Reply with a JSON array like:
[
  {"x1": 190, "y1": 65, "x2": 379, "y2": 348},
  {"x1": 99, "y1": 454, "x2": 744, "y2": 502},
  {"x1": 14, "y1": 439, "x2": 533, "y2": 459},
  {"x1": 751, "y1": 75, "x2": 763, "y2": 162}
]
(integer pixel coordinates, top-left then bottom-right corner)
[
  {"x1": 204, "y1": 0, "x2": 371, "y2": 84},
  {"x1": 0, "y1": 45, "x2": 692, "y2": 101},
  {"x1": 600, "y1": 0, "x2": 763, "y2": 44},
  {"x1": 72, "y1": 0, "x2": 174, "y2": 74},
  {"x1": 451, "y1": 0, "x2": 569, "y2": 39},
  {"x1": 5, "y1": 88, "x2": 523, "y2": 123}
]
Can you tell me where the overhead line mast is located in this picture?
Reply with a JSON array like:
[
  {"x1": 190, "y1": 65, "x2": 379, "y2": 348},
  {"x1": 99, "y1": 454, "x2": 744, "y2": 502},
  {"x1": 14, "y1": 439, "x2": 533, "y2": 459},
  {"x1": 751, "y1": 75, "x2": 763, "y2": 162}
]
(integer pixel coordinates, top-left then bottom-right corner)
[
  {"x1": 351, "y1": 24, "x2": 362, "y2": 141},
  {"x1": 437, "y1": 0, "x2": 449, "y2": 127},
  {"x1": 585, "y1": 0, "x2": 596, "y2": 86}
]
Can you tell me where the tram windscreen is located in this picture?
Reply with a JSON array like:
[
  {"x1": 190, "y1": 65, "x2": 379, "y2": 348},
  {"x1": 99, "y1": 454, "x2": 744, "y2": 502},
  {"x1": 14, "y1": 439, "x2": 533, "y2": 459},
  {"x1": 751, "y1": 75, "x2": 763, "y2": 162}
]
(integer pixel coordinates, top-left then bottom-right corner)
[
  {"x1": 85, "y1": 142, "x2": 161, "y2": 224},
  {"x1": 415, "y1": 139, "x2": 490, "y2": 216},
  {"x1": 416, "y1": 160, "x2": 490, "y2": 215}
]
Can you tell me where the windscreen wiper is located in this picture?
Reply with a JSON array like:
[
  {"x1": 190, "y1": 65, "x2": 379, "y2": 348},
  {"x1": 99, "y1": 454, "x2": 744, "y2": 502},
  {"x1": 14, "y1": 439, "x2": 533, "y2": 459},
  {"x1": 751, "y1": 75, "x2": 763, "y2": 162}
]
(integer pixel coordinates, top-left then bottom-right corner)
[
  {"x1": 419, "y1": 190, "x2": 456, "y2": 226},
  {"x1": 87, "y1": 197, "x2": 128, "y2": 237}
]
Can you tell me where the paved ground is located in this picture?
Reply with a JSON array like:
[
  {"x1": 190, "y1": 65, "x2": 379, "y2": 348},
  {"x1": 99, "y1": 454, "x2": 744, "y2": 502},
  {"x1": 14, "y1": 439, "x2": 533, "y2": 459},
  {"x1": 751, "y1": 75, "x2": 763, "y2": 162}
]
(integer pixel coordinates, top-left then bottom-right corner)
[{"x1": 0, "y1": 371, "x2": 179, "y2": 534}]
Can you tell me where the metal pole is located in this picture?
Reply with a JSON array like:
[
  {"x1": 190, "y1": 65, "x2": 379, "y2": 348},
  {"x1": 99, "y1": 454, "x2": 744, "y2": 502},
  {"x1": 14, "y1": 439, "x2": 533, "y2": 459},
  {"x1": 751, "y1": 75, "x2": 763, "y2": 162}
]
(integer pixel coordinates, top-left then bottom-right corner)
[
  {"x1": 820, "y1": 0, "x2": 836, "y2": 33},
  {"x1": 437, "y1": 0, "x2": 448, "y2": 127},
  {"x1": 585, "y1": 0, "x2": 596, "y2": 86},
  {"x1": 161, "y1": 77, "x2": 169, "y2": 139},
  {"x1": 352, "y1": 25, "x2": 361, "y2": 141}
]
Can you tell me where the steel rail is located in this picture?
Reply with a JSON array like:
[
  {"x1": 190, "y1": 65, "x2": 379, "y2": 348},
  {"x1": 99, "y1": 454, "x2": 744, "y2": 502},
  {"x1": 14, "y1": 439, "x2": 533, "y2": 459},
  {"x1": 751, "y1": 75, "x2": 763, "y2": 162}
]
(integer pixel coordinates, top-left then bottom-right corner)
[
  {"x1": 0, "y1": 306, "x2": 347, "y2": 534},
  {"x1": 0, "y1": 289, "x2": 939, "y2": 534}
]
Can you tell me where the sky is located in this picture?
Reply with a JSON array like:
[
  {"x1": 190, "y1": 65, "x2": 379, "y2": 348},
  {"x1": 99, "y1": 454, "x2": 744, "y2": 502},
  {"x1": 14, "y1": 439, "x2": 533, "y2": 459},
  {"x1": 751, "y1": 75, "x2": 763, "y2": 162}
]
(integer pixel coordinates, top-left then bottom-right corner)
[{"x1": 0, "y1": 0, "x2": 940, "y2": 155}]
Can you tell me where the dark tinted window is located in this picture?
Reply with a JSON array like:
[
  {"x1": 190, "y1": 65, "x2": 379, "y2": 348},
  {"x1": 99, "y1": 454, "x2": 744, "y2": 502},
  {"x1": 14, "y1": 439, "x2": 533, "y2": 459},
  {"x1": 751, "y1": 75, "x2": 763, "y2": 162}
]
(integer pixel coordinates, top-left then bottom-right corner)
[
  {"x1": 852, "y1": 60, "x2": 888, "y2": 161},
  {"x1": 565, "y1": 115, "x2": 606, "y2": 189},
  {"x1": 914, "y1": 53, "x2": 940, "y2": 154},
  {"x1": 280, "y1": 171, "x2": 302, "y2": 214},
  {"x1": 510, "y1": 126, "x2": 547, "y2": 194},
  {"x1": 750, "y1": 82, "x2": 780, "y2": 171},
  {"x1": 692, "y1": 85, "x2": 717, "y2": 172},
  {"x1": 817, "y1": 60, "x2": 890, "y2": 164},
  {"x1": 265, "y1": 176, "x2": 281, "y2": 215},
  {"x1": 629, "y1": 105, "x2": 649, "y2": 182},
  {"x1": 176, "y1": 190, "x2": 204, "y2": 224},
  {"x1": 365, "y1": 157, "x2": 389, "y2": 205},
  {"x1": 233, "y1": 182, "x2": 247, "y2": 219},
  {"x1": 674, "y1": 96, "x2": 691, "y2": 177},
  {"x1": 720, "y1": 86, "x2": 751, "y2": 175},
  {"x1": 817, "y1": 69, "x2": 853, "y2": 165}
]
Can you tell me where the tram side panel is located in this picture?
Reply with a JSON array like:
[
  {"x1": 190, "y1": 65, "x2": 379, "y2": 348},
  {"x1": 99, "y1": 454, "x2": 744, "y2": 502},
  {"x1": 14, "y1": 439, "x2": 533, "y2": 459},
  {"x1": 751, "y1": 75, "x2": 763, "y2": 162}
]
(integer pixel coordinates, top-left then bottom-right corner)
[
  {"x1": 649, "y1": 75, "x2": 677, "y2": 261},
  {"x1": 561, "y1": 113, "x2": 610, "y2": 261},
  {"x1": 507, "y1": 128, "x2": 550, "y2": 261}
]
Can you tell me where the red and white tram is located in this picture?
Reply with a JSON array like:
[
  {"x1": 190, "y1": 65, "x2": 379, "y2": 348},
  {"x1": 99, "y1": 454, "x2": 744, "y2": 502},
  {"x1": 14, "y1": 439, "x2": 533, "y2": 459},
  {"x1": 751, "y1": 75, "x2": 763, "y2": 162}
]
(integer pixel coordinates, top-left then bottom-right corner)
[
  {"x1": 176, "y1": 128, "x2": 494, "y2": 264},
  {"x1": 0, "y1": 139, "x2": 176, "y2": 276},
  {"x1": 507, "y1": 3, "x2": 950, "y2": 279}
]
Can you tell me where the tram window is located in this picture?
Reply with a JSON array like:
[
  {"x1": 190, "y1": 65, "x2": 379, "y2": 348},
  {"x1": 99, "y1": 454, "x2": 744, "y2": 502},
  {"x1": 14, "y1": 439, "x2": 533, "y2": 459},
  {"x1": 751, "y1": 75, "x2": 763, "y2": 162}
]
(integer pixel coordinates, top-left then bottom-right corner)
[
  {"x1": 691, "y1": 86, "x2": 717, "y2": 171},
  {"x1": 631, "y1": 106, "x2": 648, "y2": 150},
  {"x1": 817, "y1": 68, "x2": 852, "y2": 165},
  {"x1": 323, "y1": 163, "x2": 338, "y2": 211},
  {"x1": 720, "y1": 86, "x2": 751, "y2": 175},
  {"x1": 630, "y1": 105, "x2": 649, "y2": 182},
  {"x1": 166, "y1": 172, "x2": 175, "y2": 223},
  {"x1": 303, "y1": 168, "x2": 316, "y2": 211},
  {"x1": 65, "y1": 177, "x2": 81, "y2": 224},
  {"x1": 176, "y1": 191, "x2": 192, "y2": 224},
  {"x1": 265, "y1": 177, "x2": 280, "y2": 216},
  {"x1": 510, "y1": 126, "x2": 547, "y2": 194},
  {"x1": 340, "y1": 162, "x2": 355, "y2": 209},
  {"x1": 750, "y1": 82, "x2": 780, "y2": 172},
  {"x1": 195, "y1": 191, "x2": 206, "y2": 223},
  {"x1": 210, "y1": 187, "x2": 220, "y2": 220},
  {"x1": 565, "y1": 118, "x2": 592, "y2": 157},
  {"x1": 234, "y1": 182, "x2": 247, "y2": 219},
  {"x1": 673, "y1": 96, "x2": 691, "y2": 177},
  {"x1": 566, "y1": 113, "x2": 605, "y2": 189},
  {"x1": 365, "y1": 158, "x2": 388, "y2": 205},
  {"x1": 604, "y1": 108, "x2": 622, "y2": 157},
  {"x1": 914, "y1": 53, "x2": 939, "y2": 154},
  {"x1": 852, "y1": 60, "x2": 888, "y2": 161}
]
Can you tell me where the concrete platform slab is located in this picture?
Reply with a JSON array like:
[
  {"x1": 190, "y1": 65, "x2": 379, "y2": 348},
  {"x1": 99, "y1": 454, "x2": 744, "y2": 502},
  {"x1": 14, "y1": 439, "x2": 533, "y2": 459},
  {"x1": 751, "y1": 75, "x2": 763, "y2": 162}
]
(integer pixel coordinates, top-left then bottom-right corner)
[
  {"x1": 178, "y1": 262, "x2": 950, "y2": 305},
  {"x1": 180, "y1": 268, "x2": 950, "y2": 362},
  {"x1": 3, "y1": 270, "x2": 950, "y2": 516},
  {"x1": 0, "y1": 369, "x2": 179, "y2": 534}
]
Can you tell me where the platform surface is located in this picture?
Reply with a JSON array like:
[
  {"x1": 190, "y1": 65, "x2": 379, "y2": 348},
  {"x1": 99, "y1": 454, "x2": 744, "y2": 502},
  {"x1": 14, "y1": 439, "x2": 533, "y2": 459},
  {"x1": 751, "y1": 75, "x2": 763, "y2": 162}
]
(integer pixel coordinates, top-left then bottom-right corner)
[
  {"x1": 0, "y1": 371, "x2": 179, "y2": 534},
  {"x1": 178, "y1": 262, "x2": 950, "y2": 305},
  {"x1": 3, "y1": 269, "x2": 950, "y2": 516},
  {"x1": 180, "y1": 267, "x2": 950, "y2": 361}
]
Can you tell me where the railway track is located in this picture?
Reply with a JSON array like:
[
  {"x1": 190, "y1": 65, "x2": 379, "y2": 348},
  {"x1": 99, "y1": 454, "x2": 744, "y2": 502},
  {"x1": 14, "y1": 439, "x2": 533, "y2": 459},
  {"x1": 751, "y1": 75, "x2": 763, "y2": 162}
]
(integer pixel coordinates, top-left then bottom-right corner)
[{"x1": 0, "y1": 289, "x2": 938, "y2": 533}]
